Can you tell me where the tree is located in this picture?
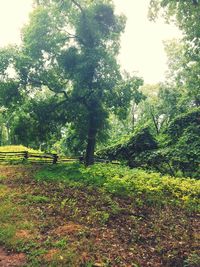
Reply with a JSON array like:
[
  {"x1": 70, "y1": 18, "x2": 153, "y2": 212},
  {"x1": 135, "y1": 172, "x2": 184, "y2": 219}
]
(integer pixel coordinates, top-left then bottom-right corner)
[
  {"x1": 0, "y1": 0, "x2": 143, "y2": 165},
  {"x1": 149, "y1": 0, "x2": 200, "y2": 36},
  {"x1": 9, "y1": 93, "x2": 65, "y2": 149},
  {"x1": 149, "y1": 0, "x2": 200, "y2": 106},
  {"x1": 163, "y1": 39, "x2": 200, "y2": 108}
]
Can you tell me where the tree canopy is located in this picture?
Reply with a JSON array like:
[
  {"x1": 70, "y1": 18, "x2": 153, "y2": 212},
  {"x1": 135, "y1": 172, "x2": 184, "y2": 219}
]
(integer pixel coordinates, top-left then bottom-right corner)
[
  {"x1": 0, "y1": 0, "x2": 143, "y2": 165},
  {"x1": 0, "y1": 0, "x2": 199, "y2": 175}
]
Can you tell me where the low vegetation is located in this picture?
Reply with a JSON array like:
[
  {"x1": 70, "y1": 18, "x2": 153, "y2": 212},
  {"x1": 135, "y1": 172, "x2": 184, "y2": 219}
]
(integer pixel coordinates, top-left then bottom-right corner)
[
  {"x1": 0, "y1": 145, "x2": 41, "y2": 153},
  {"x1": 36, "y1": 163, "x2": 200, "y2": 212},
  {"x1": 0, "y1": 163, "x2": 199, "y2": 266}
]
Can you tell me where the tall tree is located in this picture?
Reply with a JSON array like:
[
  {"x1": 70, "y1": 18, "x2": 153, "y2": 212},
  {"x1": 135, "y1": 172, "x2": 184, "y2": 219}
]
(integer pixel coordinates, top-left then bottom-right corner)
[
  {"x1": 149, "y1": 0, "x2": 200, "y2": 106},
  {"x1": 0, "y1": 0, "x2": 143, "y2": 165}
]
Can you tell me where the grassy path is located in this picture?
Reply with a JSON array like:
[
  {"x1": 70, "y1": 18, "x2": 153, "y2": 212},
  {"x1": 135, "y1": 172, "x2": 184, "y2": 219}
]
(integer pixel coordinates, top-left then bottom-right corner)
[{"x1": 0, "y1": 165, "x2": 199, "y2": 266}]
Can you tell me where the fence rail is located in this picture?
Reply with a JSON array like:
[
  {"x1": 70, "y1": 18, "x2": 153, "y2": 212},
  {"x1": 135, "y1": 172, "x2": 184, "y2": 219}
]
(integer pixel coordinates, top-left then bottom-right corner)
[
  {"x1": 0, "y1": 151, "x2": 79, "y2": 164},
  {"x1": 0, "y1": 151, "x2": 120, "y2": 165}
]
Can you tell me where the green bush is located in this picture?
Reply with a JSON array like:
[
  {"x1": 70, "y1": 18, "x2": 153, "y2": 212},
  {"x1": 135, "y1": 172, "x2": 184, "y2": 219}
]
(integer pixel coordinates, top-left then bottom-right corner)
[
  {"x1": 97, "y1": 109, "x2": 200, "y2": 178},
  {"x1": 152, "y1": 109, "x2": 200, "y2": 177},
  {"x1": 166, "y1": 108, "x2": 200, "y2": 144},
  {"x1": 97, "y1": 127, "x2": 157, "y2": 163},
  {"x1": 35, "y1": 163, "x2": 200, "y2": 212}
]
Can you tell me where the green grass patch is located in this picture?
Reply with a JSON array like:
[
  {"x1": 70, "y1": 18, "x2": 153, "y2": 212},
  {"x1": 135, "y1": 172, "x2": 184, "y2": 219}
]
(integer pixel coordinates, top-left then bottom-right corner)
[
  {"x1": 35, "y1": 163, "x2": 200, "y2": 211},
  {"x1": 0, "y1": 184, "x2": 35, "y2": 249},
  {"x1": 0, "y1": 145, "x2": 41, "y2": 153},
  {"x1": 23, "y1": 194, "x2": 50, "y2": 204}
]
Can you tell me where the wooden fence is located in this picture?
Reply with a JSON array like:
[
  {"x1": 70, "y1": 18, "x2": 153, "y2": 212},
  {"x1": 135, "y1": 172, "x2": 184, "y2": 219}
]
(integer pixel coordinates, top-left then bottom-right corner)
[
  {"x1": 0, "y1": 151, "x2": 78, "y2": 164},
  {"x1": 0, "y1": 151, "x2": 120, "y2": 165}
]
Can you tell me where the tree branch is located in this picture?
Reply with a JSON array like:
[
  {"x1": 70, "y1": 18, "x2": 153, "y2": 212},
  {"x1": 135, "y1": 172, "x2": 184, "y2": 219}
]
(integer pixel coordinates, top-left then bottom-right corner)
[
  {"x1": 71, "y1": 0, "x2": 84, "y2": 13},
  {"x1": 44, "y1": 85, "x2": 68, "y2": 99},
  {"x1": 27, "y1": 77, "x2": 68, "y2": 99},
  {"x1": 65, "y1": 30, "x2": 86, "y2": 45},
  {"x1": 73, "y1": 95, "x2": 89, "y2": 108},
  {"x1": 54, "y1": 98, "x2": 69, "y2": 108}
]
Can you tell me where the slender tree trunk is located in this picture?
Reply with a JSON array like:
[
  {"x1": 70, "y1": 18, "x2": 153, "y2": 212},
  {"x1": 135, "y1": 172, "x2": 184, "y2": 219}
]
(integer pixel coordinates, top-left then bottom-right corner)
[
  {"x1": 85, "y1": 114, "x2": 97, "y2": 166},
  {"x1": 149, "y1": 106, "x2": 159, "y2": 135},
  {"x1": 194, "y1": 97, "x2": 200, "y2": 107},
  {"x1": 131, "y1": 103, "x2": 137, "y2": 130}
]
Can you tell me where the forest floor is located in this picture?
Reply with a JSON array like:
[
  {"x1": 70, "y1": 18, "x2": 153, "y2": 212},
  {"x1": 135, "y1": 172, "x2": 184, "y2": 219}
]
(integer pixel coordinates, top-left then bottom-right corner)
[{"x1": 0, "y1": 164, "x2": 199, "y2": 267}]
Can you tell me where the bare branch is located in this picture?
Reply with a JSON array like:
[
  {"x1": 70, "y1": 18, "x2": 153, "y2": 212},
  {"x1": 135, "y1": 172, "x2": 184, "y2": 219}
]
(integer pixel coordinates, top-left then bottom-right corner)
[
  {"x1": 65, "y1": 31, "x2": 86, "y2": 45},
  {"x1": 71, "y1": 0, "x2": 84, "y2": 13}
]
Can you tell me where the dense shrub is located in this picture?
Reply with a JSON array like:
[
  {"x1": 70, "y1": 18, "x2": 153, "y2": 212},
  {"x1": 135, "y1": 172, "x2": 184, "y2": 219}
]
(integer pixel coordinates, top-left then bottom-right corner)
[
  {"x1": 97, "y1": 109, "x2": 200, "y2": 178},
  {"x1": 164, "y1": 109, "x2": 200, "y2": 177},
  {"x1": 97, "y1": 127, "x2": 158, "y2": 163},
  {"x1": 166, "y1": 108, "x2": 200, "y2": 144}
]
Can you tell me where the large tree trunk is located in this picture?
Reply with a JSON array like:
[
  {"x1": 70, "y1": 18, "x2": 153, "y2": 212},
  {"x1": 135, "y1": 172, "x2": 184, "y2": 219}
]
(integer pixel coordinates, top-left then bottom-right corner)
[{"x1": 85, "y1": 114, "x2": 97, "y2": 166}]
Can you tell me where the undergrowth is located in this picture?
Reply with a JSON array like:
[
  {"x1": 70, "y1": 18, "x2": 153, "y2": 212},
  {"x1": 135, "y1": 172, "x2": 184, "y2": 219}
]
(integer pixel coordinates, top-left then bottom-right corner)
[
  {"x1": 0, "y1": 164, "x2": 199, "y2": 266},
  {"x1": 35, "y1": 163, "x2": 200, "y2": 212}
]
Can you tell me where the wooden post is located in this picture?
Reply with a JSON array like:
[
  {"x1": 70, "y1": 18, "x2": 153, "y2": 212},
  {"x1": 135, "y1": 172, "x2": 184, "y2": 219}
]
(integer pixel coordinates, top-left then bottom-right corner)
[
  {"x1": 24, "y1": 151, "x2": 29, "y2": 160},
  {"x1": 79, "y1": 156, "x2": 84, "y2": 163},
  {"x1": 53, "y1": 154, "x2": 58, "y2": 164}
]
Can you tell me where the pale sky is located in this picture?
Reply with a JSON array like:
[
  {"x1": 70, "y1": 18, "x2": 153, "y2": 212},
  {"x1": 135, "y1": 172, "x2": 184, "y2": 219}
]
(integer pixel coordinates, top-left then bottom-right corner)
[{"x1": 0, "y1": 0, "x2": 181, "y2": 84}]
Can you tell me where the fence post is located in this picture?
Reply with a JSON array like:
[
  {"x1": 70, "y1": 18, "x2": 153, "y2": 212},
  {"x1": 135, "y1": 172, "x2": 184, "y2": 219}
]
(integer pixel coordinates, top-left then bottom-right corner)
[
  {"x1": 24, "y1": 151, "x2": 29, "y2": 160},
  {"x1": 53, "y1": 154, "x2": 58, "y2": 164},
  {"x1": 79, "y1": 156, "x2": 84, "y2": 163}
]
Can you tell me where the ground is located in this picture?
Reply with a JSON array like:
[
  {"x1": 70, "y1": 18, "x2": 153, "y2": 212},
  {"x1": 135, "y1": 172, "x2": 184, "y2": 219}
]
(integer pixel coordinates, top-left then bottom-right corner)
[{"x1": 0, "y1": 164, "x2": 199, "y2": 267}]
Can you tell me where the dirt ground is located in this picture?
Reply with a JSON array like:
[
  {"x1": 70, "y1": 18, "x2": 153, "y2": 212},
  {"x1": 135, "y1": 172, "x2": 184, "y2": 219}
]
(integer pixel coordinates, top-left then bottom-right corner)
[
  {"x1": 0, "y1": 248, "x2": 26, "y2": 267},
  {"x1": 0, "y1": 165, "x2": 199, "y2": 267}
]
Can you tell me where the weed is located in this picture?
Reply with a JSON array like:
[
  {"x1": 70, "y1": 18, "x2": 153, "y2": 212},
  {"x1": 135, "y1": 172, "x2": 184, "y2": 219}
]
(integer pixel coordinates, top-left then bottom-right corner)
[
  {"x1": 54, "y1": 239, "x2": 68, "y2": 249},
  {"x1": 25, "y1": 194, "x2": 50, "y2": 204},
  {"x1": 184, "y1": 253, "x2": 200, "y2": 267},
  {"x1": 35, "y1": 163, "x2": 200, "y2": 211},
  {"x1": 87, "y1": 208, "x2": 110, "y2": 225}
]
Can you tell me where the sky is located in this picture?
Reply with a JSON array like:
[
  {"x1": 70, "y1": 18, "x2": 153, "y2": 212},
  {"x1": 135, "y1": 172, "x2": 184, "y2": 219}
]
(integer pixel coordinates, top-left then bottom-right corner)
[{"x1": 0, "y1": 0, "x2": 181, "y2": 84}]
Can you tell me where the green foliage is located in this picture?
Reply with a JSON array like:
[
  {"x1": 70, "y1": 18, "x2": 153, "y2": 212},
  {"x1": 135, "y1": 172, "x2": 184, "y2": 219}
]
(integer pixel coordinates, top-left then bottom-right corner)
[
  {"x1": 142, "y1": 108, "x2": 200, "y2": 178},
  {"x1": 149, "y1": 0, "x2": 200, "y2": 40},
  {"x1": 138, "y1": 82, "x2": 184, "y2": 136},
  {"x1": 98, "y1": 108, "x2": 200, "y2": 178},
  {"x1": 21, "y1": 0, "x2": 130, "y2": 164},
  {"x1": 6, "y1": 93, "x2": 65, "y2": 149},
  {"x1": 35, "y1": 163, "x2": 200, "y2": 211},
  {"x1": 166, "y1": 108, "x2": 200, "y2": 143},
  {"x1": 97, "y1": 127, "x2": 158, "y2": 163},
  {"x1": 24, "y1": 194, "x2": 50, "y2": 204},
  {"x1": 165, "y1": 109, "x2": 200, "y2": 177},
  {"x1": 0, "y1": 80, "x2": 21, "y2": 107},
  {"x1": 184, "y1": 253, "x2": 200, "y2": 267},
  {"x1": 0, "y1": 0, "x2": 144, "y2": 164},
  {"x1": 149, "y1": 1, "x2": 200, "y2": 106},
  {"x1": 162, "y1": 38, "x2": 200, "y2": 108}
]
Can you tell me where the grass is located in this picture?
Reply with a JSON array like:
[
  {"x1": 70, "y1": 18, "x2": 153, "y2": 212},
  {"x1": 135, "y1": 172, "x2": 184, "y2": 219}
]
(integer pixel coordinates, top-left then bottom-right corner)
[
  {"x1": 0, "y1": 163, "x2": 199, "y2": 266},
  {"x1": 35, "y1": 163, "x2": 200, "y2": 212},
  {"x1": 0, "y1": 184, "x2": 33, "y2": 248},
  {"x1": 0, "y1": 145, "x2": 41, "y2": 153},
  {"x1": 0, "y1": 145, "x2": 54, "y2": 165}
]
